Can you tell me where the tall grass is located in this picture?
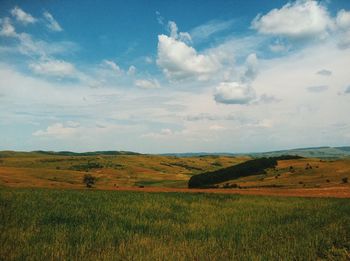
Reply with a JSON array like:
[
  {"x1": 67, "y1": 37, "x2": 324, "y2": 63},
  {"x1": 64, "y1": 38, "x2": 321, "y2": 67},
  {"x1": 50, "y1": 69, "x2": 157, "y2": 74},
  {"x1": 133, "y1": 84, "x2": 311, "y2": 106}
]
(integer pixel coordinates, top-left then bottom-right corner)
[{"x1": 1, "y1": 188, "x2": 349, "y2": 260}]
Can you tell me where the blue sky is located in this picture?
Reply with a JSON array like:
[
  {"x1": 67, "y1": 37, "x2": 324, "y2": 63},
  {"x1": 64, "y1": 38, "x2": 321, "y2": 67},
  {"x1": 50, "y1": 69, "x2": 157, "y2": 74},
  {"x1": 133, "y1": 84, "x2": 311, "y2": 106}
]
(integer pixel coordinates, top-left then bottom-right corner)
[{"x1": 1, "y1": 0, "x2": 350, "y2": 153}]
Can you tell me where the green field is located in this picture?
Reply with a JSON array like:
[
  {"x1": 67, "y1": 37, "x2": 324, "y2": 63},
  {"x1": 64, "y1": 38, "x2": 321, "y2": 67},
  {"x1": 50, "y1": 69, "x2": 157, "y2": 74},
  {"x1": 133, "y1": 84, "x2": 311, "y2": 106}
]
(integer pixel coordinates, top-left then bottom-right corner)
[{"x1": 1, "y1": 188, "x2": 349, "y2": 260}]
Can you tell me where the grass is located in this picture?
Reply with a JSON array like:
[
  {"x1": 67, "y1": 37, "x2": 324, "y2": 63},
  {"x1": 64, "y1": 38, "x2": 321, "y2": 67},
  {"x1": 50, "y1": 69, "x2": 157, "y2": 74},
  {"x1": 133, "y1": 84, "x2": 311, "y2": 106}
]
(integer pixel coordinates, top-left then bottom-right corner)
[
  {"x1": 1, "y1": 188, "x2": 349, "y2": 260},
  {"x1": 220, "y1": 158, "x2": 350, "y2": 189},
  {"x1": 0, "y1": 152, "x2": 246, "y2": 189}
]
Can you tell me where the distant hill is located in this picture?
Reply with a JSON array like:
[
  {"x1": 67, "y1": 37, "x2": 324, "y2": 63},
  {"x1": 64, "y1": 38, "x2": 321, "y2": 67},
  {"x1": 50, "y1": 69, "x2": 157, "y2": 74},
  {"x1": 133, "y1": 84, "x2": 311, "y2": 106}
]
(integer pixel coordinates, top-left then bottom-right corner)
[
  {"x1": 160, "y1": 152, "x2": 238, "y2": 157},
  {"x1": 1, "y1": 145, "x2": 350, "y2": 159},
  {"x1": 33, "y1": 151, "x2": 141, "y2": 156},
  {"x1": 0, "y1": 150, "x2": 140, "y2": 158},
  {"x1": 162, "y1": 146, "x2": 350, "y2": 159},
  {"x1": 250, "y1": 146, "x2": 350, "y2": 159}
]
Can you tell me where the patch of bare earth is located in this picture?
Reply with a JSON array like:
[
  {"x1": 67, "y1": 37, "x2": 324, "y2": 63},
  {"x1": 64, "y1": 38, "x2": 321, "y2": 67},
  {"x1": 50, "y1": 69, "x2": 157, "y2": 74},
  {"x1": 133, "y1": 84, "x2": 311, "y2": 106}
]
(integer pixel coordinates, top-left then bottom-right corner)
[{"x1": 109, "y1": 186, "x2": 350, "y2": 198}]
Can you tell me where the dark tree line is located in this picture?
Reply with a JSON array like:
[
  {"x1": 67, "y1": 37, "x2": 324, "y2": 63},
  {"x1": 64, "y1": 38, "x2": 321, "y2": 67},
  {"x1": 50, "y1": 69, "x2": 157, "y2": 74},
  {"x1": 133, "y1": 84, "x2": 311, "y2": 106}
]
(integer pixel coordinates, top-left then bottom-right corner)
[{"x1": 188, "y1": 155, "x2": 302, "y2": 188}]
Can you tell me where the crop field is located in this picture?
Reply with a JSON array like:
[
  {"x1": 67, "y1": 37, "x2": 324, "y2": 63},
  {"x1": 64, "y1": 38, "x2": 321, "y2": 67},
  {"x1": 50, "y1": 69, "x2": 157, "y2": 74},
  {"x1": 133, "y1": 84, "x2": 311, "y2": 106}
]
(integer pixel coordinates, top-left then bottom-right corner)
[{"x1": 1, "y1": 188, "x2": 350, "y2": 260}]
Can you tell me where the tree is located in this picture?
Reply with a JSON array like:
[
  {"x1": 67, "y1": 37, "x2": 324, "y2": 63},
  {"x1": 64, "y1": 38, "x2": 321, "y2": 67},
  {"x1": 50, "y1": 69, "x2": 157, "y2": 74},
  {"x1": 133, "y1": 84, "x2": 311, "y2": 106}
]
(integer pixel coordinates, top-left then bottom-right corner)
[{"x1": 83, "y1": 174, "x2": 97, "y2": 188}]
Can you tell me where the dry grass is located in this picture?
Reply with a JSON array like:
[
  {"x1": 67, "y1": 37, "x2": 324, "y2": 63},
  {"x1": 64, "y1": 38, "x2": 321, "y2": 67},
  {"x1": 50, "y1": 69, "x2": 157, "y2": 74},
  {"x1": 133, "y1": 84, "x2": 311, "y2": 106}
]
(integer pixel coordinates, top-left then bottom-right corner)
[
  {"x1": 220, "y1": 158, "x2": 350, "y2": 189},
  {"x1": 0, "y1": 153, "x2": 247, "y2": 189}
]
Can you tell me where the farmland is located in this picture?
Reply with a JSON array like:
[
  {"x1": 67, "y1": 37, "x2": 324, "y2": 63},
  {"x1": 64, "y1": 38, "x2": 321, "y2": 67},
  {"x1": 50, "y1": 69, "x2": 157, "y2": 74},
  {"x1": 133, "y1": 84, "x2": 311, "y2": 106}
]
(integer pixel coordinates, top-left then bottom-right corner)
[
  {"x1": 1, "y1": 151, "x2": 350, "y2": 260},
  {"x1": 1, "y1": 188, "x2": 350, "y2": 260}
]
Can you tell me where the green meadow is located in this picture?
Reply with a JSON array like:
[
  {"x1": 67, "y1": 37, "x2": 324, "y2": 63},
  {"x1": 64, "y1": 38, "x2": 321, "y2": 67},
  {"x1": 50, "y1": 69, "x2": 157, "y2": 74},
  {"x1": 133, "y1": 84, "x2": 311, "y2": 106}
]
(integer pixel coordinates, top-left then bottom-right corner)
[{"x1": 1, "y1": 188, "x2": 349, "y2": 260}]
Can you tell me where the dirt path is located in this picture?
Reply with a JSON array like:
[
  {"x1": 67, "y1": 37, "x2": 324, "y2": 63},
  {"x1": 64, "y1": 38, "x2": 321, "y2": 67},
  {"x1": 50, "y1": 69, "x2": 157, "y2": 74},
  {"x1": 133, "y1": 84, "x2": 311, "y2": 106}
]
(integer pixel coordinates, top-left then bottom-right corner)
[{"x1": 110, "y1": 186, "x2": 350, "y2": 198}]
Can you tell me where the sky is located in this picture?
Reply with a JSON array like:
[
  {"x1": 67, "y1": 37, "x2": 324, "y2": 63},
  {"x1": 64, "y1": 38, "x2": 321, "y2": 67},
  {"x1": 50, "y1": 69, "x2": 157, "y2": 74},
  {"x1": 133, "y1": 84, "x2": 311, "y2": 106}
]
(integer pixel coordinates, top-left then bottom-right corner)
[{"x1": 0, "y1": 0, "x2": 350, "y2": 153}]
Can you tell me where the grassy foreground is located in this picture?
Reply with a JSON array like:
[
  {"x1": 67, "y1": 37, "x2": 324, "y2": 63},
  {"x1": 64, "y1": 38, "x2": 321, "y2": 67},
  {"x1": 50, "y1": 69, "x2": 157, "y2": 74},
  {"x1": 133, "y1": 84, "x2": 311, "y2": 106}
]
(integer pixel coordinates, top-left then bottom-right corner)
[{"x1": 1, "y1": 188, "x2": 350, "y2": 260}]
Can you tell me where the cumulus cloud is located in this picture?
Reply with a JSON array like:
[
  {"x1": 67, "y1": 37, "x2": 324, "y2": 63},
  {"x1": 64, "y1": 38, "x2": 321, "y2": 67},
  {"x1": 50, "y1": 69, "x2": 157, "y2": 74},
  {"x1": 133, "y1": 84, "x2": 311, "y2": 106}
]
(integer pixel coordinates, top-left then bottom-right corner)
[
  {"x1": 214, "y1": 82, "x2": 255, "y2": 105},
  {"x1": 336, "y1": 9, "x2": 350, "y2": 30},
  {"x1": 168, "y1": 21, "x2": 192, "y2": 44},
  {"x1": 11, "y1": 6, "x2": 37, "y2": 25},
  {"x1": 316, "y1": 69, "x2": 332, "y2": 76},
  {"x1": 157, "y1": 33, "x2": 220, "y2": 81},
  {"x1": 251, "y1": 0, "x2": 332, "y2": 39},
  {"x1": 43, "y1": 11, "x2": 63, "y2": 32},
  {"x1": 0, "y1": 18, "x2": 17, "y2": 37},
  {"x1": 135, "y1": 79, "x2": 160, "y2": 89},
  {"x1": 335, "y1": 10, "x2": 350, "y2": 49},
  {"x1": 29, "y1": 59, "x2": 77, "y2": 78}
]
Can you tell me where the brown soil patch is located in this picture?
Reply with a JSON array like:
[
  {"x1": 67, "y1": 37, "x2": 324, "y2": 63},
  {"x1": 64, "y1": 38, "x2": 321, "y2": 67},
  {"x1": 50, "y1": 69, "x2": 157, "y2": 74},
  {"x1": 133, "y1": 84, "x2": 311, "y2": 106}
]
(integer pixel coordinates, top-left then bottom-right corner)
[{"x1": 108, "y1": 186, "x2": 350, "y2": 198}]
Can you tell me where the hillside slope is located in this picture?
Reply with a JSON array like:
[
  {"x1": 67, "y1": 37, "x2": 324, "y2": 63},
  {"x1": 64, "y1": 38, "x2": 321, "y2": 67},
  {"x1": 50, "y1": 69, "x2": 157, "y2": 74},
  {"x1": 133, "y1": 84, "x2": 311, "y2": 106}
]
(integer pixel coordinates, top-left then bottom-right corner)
[{"x1": 188, "y1": 156, "x2": 301, "y2": 188}]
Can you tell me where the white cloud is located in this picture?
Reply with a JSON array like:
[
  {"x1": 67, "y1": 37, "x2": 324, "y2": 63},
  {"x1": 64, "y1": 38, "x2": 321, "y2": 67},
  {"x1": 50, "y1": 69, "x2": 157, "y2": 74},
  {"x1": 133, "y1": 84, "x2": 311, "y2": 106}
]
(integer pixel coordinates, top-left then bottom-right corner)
[
  {"x1": 127, "y1": 65, "x2": 136, "y2": 75},
  {"x1": 269, "y1": 43, "x2": 287, "y2": 52},
  {"x1": 167, "y1": 21, "x2": 192, "y2": 44},
  {"x1": 33, "y1": 122, "x2": 79, "y2": 138},
  {"x1": 135, "y1": 79, "x2": 160, "y2": 89},
  {"x1": 43, "y1": 11, "x2": 63, "y2": 32},
  {"x1": 336, "y1": 9, "x2": 350, "y2": 30},
  {"x1": 190, "y1": 19, "x2": 234, "y2": 43},
  {"x1": 251, "y1": 0, "x2": 333, "y2": 39},
  {"x1": 209, "y1": 124, "x2": 226, "y2": 131},
  {"x1": 142, "y1": 128, "x2": 174, "y2": 138},
  {"x1": 145, "y1": 56, "x2": 153, "y2": 64},
  {"x1": 269, "y1": 39, "x2": 290, "y2": 53},
  {"x1": 157, "y1": 34, "x2": 220, "y2": 81},
  {"x1": 242, "y1": 53, "x2": 258, "y2": 82},
  {"x1": 29, "y1": 59, "x2": 77, "y2": 78},
  {"x1": 155, "y1": 11, "x2": 164, "y2": 25},
  {"x1": 338, "y1": 30, "x2": 350, "y2": 49},
  {"x1": 214, "y1": 82, "x2": 255, "y2": 105},
  {"x1": 102, "y1": 59, "x2": 122, "y2": 73},
  {"x1": 0, "y1": 18, "x2": 17, "y2": 37},
  {"x1": 11, "y1": 6, "x2": 37, "y2": 25}
]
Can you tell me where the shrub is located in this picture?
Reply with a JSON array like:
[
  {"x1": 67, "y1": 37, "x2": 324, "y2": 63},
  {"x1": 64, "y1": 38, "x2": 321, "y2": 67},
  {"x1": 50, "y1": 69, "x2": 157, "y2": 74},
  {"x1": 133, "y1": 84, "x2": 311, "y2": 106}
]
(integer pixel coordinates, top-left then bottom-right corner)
[
  {"x1": 342, "y1": 177, "x2": 348, "y2": 184},
  {"x1": 83, "y1": 174, "x2": 97, "y2": 188}
]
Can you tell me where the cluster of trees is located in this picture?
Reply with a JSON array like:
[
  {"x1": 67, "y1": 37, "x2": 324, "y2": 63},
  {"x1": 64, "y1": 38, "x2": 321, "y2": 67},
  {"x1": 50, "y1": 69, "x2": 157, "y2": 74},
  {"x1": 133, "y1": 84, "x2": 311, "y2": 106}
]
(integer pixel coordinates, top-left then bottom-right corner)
[{"x1": 188, "y1": 156, "x2": 302, "y2": 188}]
